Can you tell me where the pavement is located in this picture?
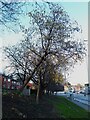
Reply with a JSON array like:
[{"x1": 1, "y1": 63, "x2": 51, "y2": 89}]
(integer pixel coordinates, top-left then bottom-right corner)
[
  {"x1": 56, "y1": 92, "x2": 90, "y2": 112},
  {"x1": 67, "y1": 96, "x2": 90, "y2": 112}
]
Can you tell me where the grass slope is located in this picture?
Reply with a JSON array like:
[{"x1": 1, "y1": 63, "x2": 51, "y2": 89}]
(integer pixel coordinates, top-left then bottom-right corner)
[
  {"x1": 2, "y1": 93, "x2": 90, "y2": 119},
  {"x1": 46, "y1": 95, "x2": 89, "y2": 119}
]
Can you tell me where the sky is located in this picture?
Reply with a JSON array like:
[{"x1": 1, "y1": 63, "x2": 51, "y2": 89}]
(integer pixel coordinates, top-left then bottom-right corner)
[
  {"x1": 0, "y1": 1, "x2": 88, "y2": 85},
  {"x1": 60, "y1": 2, "x2": 88, "y2": 85}
]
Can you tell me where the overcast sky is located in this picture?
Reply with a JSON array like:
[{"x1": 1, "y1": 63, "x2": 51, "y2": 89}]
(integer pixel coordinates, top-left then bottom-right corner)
[
  {"x1": 60, "y1": 2, "x2": 88, "y2": 85},
  {"x1": 0, "y1": 1, "x2": 88, "y2": 85}
]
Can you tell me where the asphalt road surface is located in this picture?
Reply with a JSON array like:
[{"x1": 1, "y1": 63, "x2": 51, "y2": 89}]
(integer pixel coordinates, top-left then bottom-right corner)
[
  {"x1": 56, "y1": 92, "x2": 90, "y2": 112},
  {"x1": 68, "y1": 95, "x2": 90, "y2": 112}
]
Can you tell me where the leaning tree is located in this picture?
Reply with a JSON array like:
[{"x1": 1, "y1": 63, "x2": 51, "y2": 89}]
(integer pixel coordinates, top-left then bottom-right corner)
[
  {"x1": 4, "y1": 2, "x2": 86, "y2": 100},
  {"x1": 20, "y1": 2, "x2": 86, "y2": 89}
]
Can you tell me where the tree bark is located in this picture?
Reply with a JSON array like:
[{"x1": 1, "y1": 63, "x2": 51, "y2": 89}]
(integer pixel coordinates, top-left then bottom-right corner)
[{"x1": 36, "y1": 80, "x2": 40, "y2": 104}]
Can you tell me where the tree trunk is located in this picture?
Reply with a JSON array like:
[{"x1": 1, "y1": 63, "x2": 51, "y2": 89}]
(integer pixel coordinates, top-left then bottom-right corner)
[
  {"x1": 36, "y1": 80, "x2": 40, "y2": 104},
  {"x1": 36, "y1": 80, "x2": 44, "y2": 104}
]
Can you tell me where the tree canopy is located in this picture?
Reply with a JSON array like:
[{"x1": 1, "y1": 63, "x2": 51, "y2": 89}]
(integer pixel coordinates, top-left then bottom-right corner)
[
  {"x1": 0, "y1": 0, "x2": 26, "y2": 32},
  {"x1": 4, "y1": 1, "x2": 86, "y2": 96}
]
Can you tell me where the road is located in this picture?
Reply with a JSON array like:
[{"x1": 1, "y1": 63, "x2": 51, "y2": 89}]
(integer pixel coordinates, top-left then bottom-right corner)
[
  {"x1": 68, "y1": 97, "x2": 90, "y2": 112},
  {"x1": 56, "y1": 92, "x2": 90, "y2": 112}
]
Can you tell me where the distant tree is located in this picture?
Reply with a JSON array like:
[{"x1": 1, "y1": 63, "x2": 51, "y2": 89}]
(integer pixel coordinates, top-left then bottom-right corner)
[{"x1": 35, "y1": 57, "x2": 62, "y2": 101}]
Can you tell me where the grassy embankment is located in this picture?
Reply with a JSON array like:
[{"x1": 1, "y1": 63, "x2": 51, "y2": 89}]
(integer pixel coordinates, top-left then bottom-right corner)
[
  {"x1": 46, "y1": 95, "x2": 89, "y2": 119},
  {"x1": 2, "y1": 90, "x2": 90, "y2": 119}
]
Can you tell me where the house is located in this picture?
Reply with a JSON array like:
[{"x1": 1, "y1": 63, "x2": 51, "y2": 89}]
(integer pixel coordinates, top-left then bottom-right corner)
[
  {"x1": 70, "y1": 84, "x2": 84, "y2": 93},
  {"x1": 0, "y1": 73, "x2": 22, "y2": 90},
  {"x1": 64, "y1": 82, "x2": 71, "y2": 92},
  {"x1": 22, "y1": 80, "x2": 36, "y2": 95},
  {"x1": 24, "y1": 80, "x2": 35, "y2": 89}
]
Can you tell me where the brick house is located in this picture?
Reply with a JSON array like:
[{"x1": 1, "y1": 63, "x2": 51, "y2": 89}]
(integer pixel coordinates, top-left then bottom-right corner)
[{"x1": 0, "y1": 73, "x2": 22, "y2": 90}]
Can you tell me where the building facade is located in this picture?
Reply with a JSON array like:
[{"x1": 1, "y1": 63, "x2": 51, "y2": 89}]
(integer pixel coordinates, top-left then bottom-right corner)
[{"x1": 0, "y1": 73, "x2": 22, "y2": 90}]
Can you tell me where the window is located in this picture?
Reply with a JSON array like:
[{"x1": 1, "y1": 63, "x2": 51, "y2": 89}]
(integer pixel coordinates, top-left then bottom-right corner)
[
  {"x1": 8, "y1": 79, "x2": 10, "y2": 82},
  {"x1": 4, "y1": 78, "x2": 6, "y2": 81},
  {"x1": 12, "y1": 81, "x2": 14, "y2": 83},
  {"x1": 17, "y1": 82, "x2": 20, "y2": 85},
  {"x1": 12, "y1": 81, "x2": 16, "y2": 84},
  {"x1": 12, "y1": 86, "x2": 14, "y2": 89}
]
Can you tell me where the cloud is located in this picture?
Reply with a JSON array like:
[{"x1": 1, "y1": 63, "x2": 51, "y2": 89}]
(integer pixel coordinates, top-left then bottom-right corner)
[
  {"x1": 2, "y1": 32, "x2": 24, "y2": 47},
  {"x1": 69, "y1": 59, "x2": 88, "y2": 85}
]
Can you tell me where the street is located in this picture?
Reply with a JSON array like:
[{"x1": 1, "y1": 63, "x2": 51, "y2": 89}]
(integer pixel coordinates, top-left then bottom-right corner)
[{"x1": 56, "y1": 92, "x2": 90, "y2": 112}]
